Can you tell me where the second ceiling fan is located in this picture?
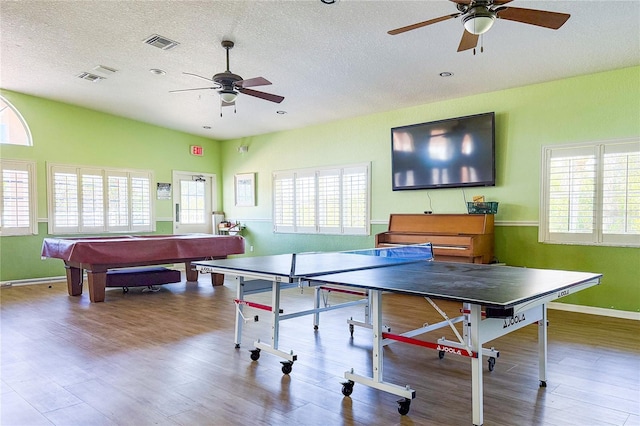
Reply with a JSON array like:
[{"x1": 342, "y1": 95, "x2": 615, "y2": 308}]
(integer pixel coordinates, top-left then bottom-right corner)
[
  {"x1": 388, "y1": 0, "x2": 570, "y2": 53},
  {"x1": 171, "y1": 40, "x2": 284, "y2": 115}
]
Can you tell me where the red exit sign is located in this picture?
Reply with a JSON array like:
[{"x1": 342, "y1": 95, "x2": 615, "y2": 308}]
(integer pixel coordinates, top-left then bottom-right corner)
[{"x1": 190, "y1": 145, "x2": 204, "y2": 156}]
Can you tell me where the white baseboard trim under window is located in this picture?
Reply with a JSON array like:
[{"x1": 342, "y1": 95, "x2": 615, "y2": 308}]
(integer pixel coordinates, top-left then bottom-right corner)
[
  {"x1": 548, "y1": 302, "x2": 639, "y2": 321},
  {"x1": 1, "y1": 275, "x2": 67, "y2": 287},
  {"x1": 2, "y1": 276, "x2": 638, "y2": 321},
  {"x1": 1, "y1": 264, "x2": 187, "y2": 288}
]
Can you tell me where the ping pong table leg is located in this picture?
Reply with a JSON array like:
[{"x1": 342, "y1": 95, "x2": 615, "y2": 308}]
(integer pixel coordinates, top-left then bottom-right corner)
[
  {"x1": 371, "y1": 289, "x2": 384, "y2": 383},
  {"x1": 365, "y1": 290, "x2": 372, "y2": 326},
  {"x1": 271, "y1": 280, "x2": 281, "y2": 351},
  {"x1": 538, "y1": 303, "x2": 548, "y2": 387},
  {"x1": 234, "y1": 277, "x2": 245, "y2": 348},
  {"x1": 470, "y1": 303, "x2": 484, "y2": 426},
  {"x1": 343, "y1": 289, "x2": 415, "y2": 414},
  {"x1": 313, "y1": 286, "x2": 321, "y2": 330},
  {"x1": 462, "y1": 302, "x2": 471, "y2": 344},
  {"x1": 252, "y1": 280, "x2": 297, "y2": 372}
]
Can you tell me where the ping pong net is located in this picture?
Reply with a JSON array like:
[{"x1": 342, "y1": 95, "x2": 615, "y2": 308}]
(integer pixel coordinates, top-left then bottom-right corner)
[{"x1": 288, "y1": 243, "x2": 434, "y2": 277}]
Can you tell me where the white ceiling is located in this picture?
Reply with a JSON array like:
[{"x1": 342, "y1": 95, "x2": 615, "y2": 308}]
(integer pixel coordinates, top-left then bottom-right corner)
[{"x1": 1, "y1": 1, "x2": 638, "y2": 141}]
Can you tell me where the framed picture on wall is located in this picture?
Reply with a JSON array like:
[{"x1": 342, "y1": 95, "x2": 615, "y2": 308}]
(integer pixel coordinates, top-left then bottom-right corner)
[
  {"x1": 235, "y1": 173, "x2": 256, "y2": 207},
  {"x1": 156, "y1": 182, "x2": 172, "y2": 200}
]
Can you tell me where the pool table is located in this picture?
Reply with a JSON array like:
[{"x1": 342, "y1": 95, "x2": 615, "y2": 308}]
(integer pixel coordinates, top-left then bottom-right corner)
[{"x1": 41, "y1": 234, "x2": 245, "y2": 302}]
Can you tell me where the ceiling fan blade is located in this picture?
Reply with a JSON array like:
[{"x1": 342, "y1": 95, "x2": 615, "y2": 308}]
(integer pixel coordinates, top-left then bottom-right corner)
[
  {"x1": 183, "y1": 72, "x2": 215, "y2": 82},
  {"x1": 238, "y1": 88, "x2": 284, "y2": 104},
  {"x1": 236, "y1": 77, "x2": 272, "y2": 88},
  {"x1": 457, "y1": 30, "x2": 479, "y2": 52},
  {"x1": 388, "y1": 13, "x2": 460, "y2": 35},
  {"x1": 496, "y1": 7, "x2": 570, "y2": 29},
  {"x1": 169, "y1": 87, "x2": 217, "y2": 93},
  {"x1": 449, "y1": 0, "x2": 513, "y2": 4}
]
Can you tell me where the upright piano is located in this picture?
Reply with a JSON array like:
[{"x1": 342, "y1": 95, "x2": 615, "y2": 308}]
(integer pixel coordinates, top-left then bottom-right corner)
[{"x1": 375, "y1": 214, "x2": 494, "y2": 264}]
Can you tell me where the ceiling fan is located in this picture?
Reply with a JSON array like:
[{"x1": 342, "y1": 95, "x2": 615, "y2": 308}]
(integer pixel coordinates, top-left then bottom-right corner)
[
  {"x1": 388, "y1": 0, "x2": 570, "y2": 53},
  {"x1": 170, "y1": 40, "x2": 284, "y2": 116}
]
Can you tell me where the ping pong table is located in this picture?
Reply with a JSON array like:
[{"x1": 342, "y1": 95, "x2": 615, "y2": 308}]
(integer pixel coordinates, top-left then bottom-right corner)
[{"x1": 193, "y1": 247, "x2": 601, "y2": 426}]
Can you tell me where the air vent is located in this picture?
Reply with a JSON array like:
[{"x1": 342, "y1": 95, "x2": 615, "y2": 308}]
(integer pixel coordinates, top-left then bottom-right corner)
[
  {"x1": 76, "y1": 72, "x2": 105, "y2": 82},
  {"x1": 143, "y1": 34, "x2": 180, "y2": 50},
  {"x1": 93, "y1": 65, "x2": 118, "y2": 75}
]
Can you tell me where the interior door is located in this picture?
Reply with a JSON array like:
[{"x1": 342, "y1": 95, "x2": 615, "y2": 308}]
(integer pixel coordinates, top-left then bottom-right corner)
[{"x1": 172, "y1": 171, "x2": 217, "y2": 234}]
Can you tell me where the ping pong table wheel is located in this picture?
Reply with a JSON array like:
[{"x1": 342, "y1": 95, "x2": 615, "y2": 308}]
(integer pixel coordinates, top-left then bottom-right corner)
[
  {"x1": 539, "y1": 380, "x2": 547, "y2": 388},
  {"x1": 488, "y1": 357, "x2": 496, "y2": 371},
  {"x1": 397, "y1": 398, "x2": 411, "y2": 415},
  {"x1": 249, "y1": 348, "x2": 261, "y2": 361},
  {"x1": 349, "y1": 324, "x2": 354, "y2": 337},
  {"x1": 281, "y1": 361, "x2": 293, "y2": 375},
  {"x1": 341, "y1": 380, "x2": 354, "y2": 396},
  {"x1": 438, "y1": 350, "x2": 445, "y2": 359}
]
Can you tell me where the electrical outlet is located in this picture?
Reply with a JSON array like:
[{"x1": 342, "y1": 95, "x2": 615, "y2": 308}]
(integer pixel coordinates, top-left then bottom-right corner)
[{"x1": 250, "y1": 245, "x2": 254, "y2": 252}]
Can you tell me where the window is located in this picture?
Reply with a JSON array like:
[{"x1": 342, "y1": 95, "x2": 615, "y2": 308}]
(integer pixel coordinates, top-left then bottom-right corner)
[
  {"x1": 180, "y1": 179, "x2": 206, "y2": 224},
  {"x1": 0, "y1": 159, "x2": 37, "y2": 236},
  {"x1": 540, "y1": 139, "x2": 640, "y2": 246},
  {"x1": 48, "y1": 163, "x2": 154, "y2": 234},
  {"x1": 273, "y1": 163, "x2": 369, "y2": 235},
  {"x1": 0, "y1": 96, "x2": 32, "y2": 146}
]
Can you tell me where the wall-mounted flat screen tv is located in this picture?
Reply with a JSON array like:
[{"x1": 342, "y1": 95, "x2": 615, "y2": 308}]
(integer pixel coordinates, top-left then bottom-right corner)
[{"x1": 391, "y1": 112, "x2": 495, "y2": 191}]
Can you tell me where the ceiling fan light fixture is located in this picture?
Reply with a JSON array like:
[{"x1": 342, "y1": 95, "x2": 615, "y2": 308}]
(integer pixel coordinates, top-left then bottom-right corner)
[
  {"x1": 220, "y1": 90, "x2": 238, "y2": 103},
  {"x1": 463, "y1": 8, "x2": 495, "y2": 35}
]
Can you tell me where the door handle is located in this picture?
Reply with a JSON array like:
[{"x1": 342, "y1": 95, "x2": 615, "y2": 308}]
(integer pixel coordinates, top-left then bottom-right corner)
[{"x1": 175, "y1": 204, "x2": 180, "y2": 222}]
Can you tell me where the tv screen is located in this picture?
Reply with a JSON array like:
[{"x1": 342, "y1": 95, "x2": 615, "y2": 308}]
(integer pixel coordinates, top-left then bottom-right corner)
[{"x1": 391, "y1": 112, "x2": 495, "y2": 190}]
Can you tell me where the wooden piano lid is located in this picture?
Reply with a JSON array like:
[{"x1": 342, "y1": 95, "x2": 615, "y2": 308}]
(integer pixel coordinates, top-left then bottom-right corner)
[{"x1": 386, "y1": 214, "x2": 493, "y2": 235}]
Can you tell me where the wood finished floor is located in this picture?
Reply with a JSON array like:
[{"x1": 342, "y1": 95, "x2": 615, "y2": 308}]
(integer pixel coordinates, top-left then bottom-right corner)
[{"x1": 1, "y1": 275, "x2": 639, "y2": 426}]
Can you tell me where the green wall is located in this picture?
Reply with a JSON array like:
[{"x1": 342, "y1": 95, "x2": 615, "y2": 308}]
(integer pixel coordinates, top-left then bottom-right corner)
[
  {"x1": 0, "y1": 90, "x2": 222, "y2": 281},
  {"x1": 494, "y1": 226, "x2": 638, "y2": 310},
  {"x1": 2, "y1": 67, "x2": 639, "y2": 312},
  {"x1": 220, "y1": 67, "x2": 640, "y2": 312}
]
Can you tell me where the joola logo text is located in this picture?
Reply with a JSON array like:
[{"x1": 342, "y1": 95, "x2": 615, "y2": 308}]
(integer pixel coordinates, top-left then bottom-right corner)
[
  {"x1": 503, "y1": 313, "x2": 526, "y2": 329},
  {"x1": 558, "y1": 289, "x2": 570, "y2": 297},
  {"x1": 436, "y1": 345, "x2": 463, "y2": 356}
]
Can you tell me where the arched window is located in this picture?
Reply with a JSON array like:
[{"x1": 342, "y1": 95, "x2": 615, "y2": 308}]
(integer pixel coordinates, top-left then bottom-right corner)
[
  {"x1": 0, "y1": 96, "x2": 37, "y2": 235},
  {"x1": 0, "y1": 95, "x2": 33, "y2": 146}
]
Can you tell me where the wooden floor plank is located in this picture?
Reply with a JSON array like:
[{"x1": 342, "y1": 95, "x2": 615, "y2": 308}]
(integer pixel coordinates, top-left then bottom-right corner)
[
  {"x1": 0, "y1": 390, "x2": 54, "y2": 426},
  {"x1": 1, "y1": 278, "x2": 638, "y2": 426}
]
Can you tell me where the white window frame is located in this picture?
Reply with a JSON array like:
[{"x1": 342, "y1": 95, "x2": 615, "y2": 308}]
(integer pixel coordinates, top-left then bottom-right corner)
[
  {"x1": 273, "y1": 163, "x2": 370, "y2": 235},
  {"x1": 0, "y1": 95, "x2": 33, "y2": 146},
  {"x1": 0, "y1": 159, "x2": 37, "y2": 236},
  {"x1": 539, "y1": 139, "x2": 640, "y2": 247},
  {"x1": 47, "y1": 163, "x2": 155, "y2": 234}
]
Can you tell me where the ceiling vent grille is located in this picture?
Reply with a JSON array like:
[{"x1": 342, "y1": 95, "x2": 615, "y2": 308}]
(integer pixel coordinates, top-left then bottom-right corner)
[
  {"x1": 76, "y1": 72, "x2": 105, "y2": 82},
  {"x1": 143, "y1": 34, "x2": 180, "y2": 50},
  {"x1": 93, "y1": 65, "x2": 118, "y2": 75}
]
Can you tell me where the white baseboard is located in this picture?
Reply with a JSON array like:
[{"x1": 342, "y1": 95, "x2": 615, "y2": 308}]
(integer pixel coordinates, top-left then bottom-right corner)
[
  {"x1": 548, "y1": 302, "x2": 640, "y2": 320},
  {"x1": 1, "y1": 275, "x2": 67, "y2": 287},
  {"x1": 1, "y1": 264, "x2": 187, "y2": 288},
  {"x1": 2, "y1": 276, "x2": 637, "y2": 321}
]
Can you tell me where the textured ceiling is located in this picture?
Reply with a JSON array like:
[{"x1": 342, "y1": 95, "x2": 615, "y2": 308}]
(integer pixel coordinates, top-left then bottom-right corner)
[{"x1": 1, "y1": 1, "x2": 638, "y2": 141}]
